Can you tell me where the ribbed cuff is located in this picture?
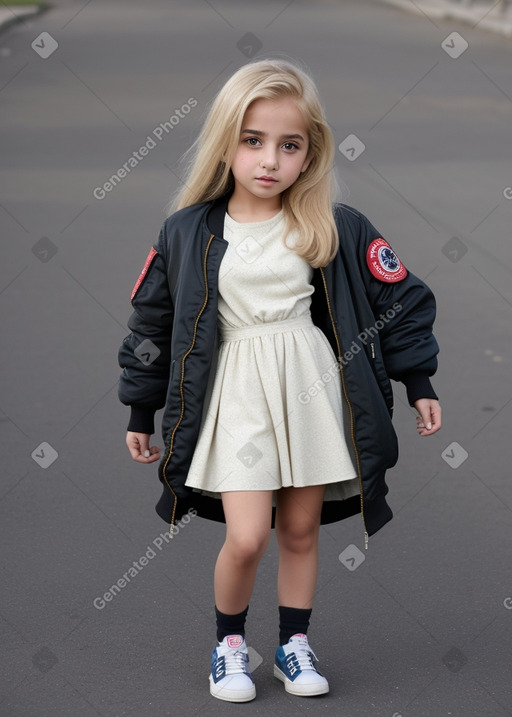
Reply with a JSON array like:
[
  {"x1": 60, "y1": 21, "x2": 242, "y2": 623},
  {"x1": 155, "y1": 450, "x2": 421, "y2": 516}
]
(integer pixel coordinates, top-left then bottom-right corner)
[
  {"x1": 400, "y1": 372, "x2": 438, "y2": 406},
  {"x1": 127, "y1": 406, "x2": 156, "y2": 434}
]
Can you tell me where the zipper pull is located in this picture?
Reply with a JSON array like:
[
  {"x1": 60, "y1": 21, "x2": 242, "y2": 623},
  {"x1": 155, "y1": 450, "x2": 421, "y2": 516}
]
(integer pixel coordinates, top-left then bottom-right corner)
[
  {"x1": 364, "y1": 532, "x2": 369, "y2": 550},
  {"x1": 370, "y1": 342, "x2": 375, "y2": 359}
]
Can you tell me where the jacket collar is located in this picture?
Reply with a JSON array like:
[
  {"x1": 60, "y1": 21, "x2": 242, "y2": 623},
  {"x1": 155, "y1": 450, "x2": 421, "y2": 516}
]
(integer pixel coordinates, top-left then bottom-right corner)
[{"x1": 205, "y1": 188, "x2": 234, "y2": 239}]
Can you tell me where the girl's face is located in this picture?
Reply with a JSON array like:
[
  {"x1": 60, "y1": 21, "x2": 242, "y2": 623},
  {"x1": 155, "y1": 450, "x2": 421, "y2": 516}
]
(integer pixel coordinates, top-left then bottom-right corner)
[{"x1": 229, "y1": 97, "x2": 312, "y2": 207}]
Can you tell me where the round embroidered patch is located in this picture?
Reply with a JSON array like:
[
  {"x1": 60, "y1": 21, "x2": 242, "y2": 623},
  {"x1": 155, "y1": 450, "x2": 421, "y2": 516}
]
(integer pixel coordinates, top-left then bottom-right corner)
[{"x1": 366, "y1": 238, "x2": 408, "y2": 283}]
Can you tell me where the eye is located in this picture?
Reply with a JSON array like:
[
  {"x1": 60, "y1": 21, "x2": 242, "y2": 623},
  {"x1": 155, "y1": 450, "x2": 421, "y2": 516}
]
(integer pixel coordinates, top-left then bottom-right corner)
[
  {"x1": 283, "y1": 142, "x2": 299, "y2": 151},
  {"x1": 244, "y1": 137, "x2": 261, "y2": 146}
]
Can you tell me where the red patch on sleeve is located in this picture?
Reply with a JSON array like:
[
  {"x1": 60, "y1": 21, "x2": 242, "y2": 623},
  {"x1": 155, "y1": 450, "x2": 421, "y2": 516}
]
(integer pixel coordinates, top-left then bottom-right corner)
[
  {"x1": 131, "y1": 247, "x2": 158, "y2": 301},
  {"x1": 366, "y1": 238, "x2": 407, "y2": 283}
]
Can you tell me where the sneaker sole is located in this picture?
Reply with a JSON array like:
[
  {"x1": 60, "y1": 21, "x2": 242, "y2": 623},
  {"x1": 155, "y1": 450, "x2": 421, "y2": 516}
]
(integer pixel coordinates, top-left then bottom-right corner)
[
  {"x1": 273, "y1": 664, "x2": 329, "y2": 696},
  {"x1": 209, "y1": 675, "x2": 256, "y2": 702}
]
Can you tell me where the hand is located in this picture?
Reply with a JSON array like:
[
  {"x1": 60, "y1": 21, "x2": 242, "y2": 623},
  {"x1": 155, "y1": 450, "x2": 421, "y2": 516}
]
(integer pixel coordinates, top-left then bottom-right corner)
[
  {"x1": 126, "y1": 432, "x2": 161, "y2": 463},
  {"x1": 414, "y1": 398, "x2": 442, "y2": 436}
]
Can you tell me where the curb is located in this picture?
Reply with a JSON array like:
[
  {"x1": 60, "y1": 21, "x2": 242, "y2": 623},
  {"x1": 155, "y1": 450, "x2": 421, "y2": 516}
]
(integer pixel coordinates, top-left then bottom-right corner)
[
  {"x1": 374, "y1": 0, "x2": 512, "y2": 37},
  {"x1": 0, "y1": 4, "x2": 46, "y2": 36}
]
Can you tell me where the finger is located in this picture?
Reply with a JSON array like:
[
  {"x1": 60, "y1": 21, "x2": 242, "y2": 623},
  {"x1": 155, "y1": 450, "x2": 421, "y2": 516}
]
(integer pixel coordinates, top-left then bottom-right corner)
[
  {"x1": 138, "y1": 438, "x2": 159, "y2": 462},
  {"x1": 126, "y1": 433, "x2": 160, "y2": 463},
  {"x1": 415, "y1": 412, "x2": 430, "y2": 435},
  {"x1": 135, "y1": 444, "x2": 160, "y2": 463},
  {"x1": 417, "y1": 408, "x2": 432, "y2": 431},
  {"x1": 146, "y1": 446, "x2": 161, "y2": 462},
  {"x1": 126, "y1": 435, "x2": 141, "y2": 460},
  {"x1": 426, "y1": 404, "x2": 441, "y2": 433},
  {"x1": 127, "y1": 445, "x2": 141, "y2": 461},
  {"x1": 431, "y1": 405, "x2": 442, "y2": 429},
  {"x1": 138, "y1": 436, "x2": 150, "y2": 455},
  {"x1": 131, "y1": 450, "x2": 158, "y2": 464},
  {"x1": 418, "y1": 410, "x2": 441, "y2": 436},
  {"x1": 126, "y1": 435, "x2": 150, "y2": 462},
  {"x1": 423, "y1": 419, "x2": 441, "y2": 435},
  {"x1": 128, "y1": 441, "x2": 145, "y2": 461}
]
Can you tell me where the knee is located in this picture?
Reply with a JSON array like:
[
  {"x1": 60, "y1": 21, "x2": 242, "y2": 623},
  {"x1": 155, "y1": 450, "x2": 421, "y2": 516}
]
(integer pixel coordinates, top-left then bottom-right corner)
[
  {"x1": 226, "y1": 531, "x2": 269, "y2": 566},
  {"x1": 276, "y1": 521, "x2": 318, "y2": 554}
]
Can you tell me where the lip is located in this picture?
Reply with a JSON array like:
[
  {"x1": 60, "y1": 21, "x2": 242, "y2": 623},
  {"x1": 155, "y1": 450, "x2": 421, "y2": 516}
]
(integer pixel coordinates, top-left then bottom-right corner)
[{"x1": 256, "y1": 176, "x2": 277, "y2": 183}]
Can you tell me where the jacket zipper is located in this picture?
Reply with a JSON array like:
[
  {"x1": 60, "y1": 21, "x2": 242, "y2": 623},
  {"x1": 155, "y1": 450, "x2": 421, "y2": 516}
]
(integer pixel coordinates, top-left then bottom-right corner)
[
  {"x1": 161, "y1": 233, "x2": 216, "y2": 536},
  {"x1": 319, "y1": 267, "x2": 369, "y2": 549}
]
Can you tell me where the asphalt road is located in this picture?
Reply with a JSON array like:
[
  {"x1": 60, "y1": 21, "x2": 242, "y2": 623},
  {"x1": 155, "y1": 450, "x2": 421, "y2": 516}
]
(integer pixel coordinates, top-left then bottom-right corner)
[{"x1": 1, "y1": 1, "x2": 511, "y2": 715}]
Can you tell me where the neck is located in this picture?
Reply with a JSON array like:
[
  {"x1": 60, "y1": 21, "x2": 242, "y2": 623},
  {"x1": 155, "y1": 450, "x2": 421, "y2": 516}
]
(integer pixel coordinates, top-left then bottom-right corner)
[{"x1": 227, "y1": 189, "x2": 282, "y2": 223}]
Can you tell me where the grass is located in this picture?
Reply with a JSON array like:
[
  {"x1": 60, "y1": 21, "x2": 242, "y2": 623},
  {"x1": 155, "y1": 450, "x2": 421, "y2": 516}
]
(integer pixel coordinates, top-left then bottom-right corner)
[{"x1": 1, "y1": 0, "x2": 46, "y2": 7}]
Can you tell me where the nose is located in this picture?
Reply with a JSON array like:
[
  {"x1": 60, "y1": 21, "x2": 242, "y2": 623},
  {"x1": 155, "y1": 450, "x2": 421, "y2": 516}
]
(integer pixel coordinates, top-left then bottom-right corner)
[{"x1": 260, "y1": 146, "x2": 278, "y2": 170}]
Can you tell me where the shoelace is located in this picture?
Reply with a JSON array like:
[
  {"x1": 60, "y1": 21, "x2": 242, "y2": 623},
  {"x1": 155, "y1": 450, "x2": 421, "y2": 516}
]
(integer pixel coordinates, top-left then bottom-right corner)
[
  {"x1": 287, "y1": 640, "x2": 319, "y2": 670},
  {"x1": 221, "y1": 649, "x2": 250, "y2": 676}
]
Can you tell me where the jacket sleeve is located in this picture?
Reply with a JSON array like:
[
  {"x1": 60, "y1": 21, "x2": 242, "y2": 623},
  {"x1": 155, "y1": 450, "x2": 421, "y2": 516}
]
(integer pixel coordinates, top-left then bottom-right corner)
[
  {"x1": 354, "y1": 210, "x2": 439, "y2": 406},
  {"x1": 118, "y1": 228, "x2": 173, "y2": 434}
]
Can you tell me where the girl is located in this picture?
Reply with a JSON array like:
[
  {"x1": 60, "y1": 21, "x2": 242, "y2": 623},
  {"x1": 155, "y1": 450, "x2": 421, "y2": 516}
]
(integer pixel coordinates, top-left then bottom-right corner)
[{"x1": 118, "y1": 58, "x2": 441, "y2": 703}]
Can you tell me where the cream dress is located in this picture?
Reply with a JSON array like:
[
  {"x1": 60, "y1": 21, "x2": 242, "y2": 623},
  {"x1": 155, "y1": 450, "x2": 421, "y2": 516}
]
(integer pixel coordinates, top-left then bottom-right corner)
[{"x1": 184, "y1": 209, "x2": 361, "y2": 502}]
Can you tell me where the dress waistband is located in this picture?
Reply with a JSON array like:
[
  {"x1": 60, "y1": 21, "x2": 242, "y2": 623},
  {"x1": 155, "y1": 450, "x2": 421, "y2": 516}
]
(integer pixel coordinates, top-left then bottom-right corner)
[{"x1": 219, "y1": 313, "x2": 316, "y2": 341}]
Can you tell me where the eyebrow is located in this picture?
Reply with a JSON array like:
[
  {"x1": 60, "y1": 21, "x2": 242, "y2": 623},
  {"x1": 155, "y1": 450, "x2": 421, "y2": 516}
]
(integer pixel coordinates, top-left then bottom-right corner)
[{"x1": 241, "y1": 129, "x2": 305, "y2": 141}]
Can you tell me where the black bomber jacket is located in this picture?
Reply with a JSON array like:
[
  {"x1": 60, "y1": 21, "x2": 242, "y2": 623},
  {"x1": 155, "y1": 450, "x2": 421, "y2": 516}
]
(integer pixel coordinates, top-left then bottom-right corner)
[{"x1": 118, "y1": 190, "x2": 439, "y2": 546}]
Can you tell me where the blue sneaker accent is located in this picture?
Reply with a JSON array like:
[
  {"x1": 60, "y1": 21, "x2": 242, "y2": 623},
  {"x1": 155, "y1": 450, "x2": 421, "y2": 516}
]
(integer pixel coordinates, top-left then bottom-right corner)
[
  {"x1": 209, "y1": 635, "x2": 256, "y2": 702},
  {"x1": 274, "y1": 633, "x2": 329, "y2": 696}
]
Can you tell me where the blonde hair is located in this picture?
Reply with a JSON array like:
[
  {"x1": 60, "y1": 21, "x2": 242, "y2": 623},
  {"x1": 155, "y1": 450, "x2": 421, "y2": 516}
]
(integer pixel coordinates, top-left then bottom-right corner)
[{"x1": 169, "y1": 58, "x2": 339, "y2": 268}]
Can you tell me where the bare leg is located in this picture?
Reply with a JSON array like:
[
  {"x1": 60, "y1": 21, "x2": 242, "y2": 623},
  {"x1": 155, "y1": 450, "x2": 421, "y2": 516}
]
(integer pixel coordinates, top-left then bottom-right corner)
[
  {"x1": 214, "y1": 490, "x2": 273, "y2": 614},
  {"x1": 275, "y1": 484, "x2": 326, "y2": 609}
]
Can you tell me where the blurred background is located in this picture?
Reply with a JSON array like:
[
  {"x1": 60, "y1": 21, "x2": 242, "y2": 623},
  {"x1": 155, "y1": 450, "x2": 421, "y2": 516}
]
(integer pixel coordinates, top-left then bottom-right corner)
[{"x1": 1, "y1": 1, "x2": 511, "y2": 715}]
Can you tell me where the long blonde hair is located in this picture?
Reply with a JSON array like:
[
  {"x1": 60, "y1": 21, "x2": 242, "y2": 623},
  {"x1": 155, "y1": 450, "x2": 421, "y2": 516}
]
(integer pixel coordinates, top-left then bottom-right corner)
[{"x1": 169, "y1": 58, "x2": 339, "y2": 268}]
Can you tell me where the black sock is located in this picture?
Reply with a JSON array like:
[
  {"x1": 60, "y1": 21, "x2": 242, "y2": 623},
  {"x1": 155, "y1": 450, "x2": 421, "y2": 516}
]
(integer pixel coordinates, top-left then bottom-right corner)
[
  {"x1": 278, "y1": 605, "x2": 312, "y2": 645},
  {"x1": 215, "y1": 604, "x2": 249, "y2": 643}
]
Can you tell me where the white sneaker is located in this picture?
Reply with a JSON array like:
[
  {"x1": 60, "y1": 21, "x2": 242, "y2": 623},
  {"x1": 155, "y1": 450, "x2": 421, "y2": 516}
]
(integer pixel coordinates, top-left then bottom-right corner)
[
  {"x1": 274, "y1": 633, "x2": 329, "y2": 696},
  {"x1": 209, "y1": 634, "x2": 256, "y2": 702}
]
